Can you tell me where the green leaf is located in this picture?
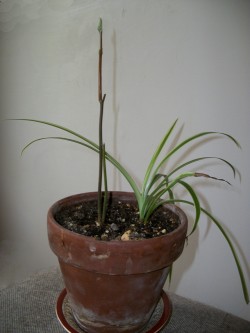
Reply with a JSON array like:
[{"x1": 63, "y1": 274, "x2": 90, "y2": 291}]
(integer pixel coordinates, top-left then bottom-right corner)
[
  {"x1": 167, "y1": 264, "x2": 173, "y2": 288},
  {"x1": 168, "y1": 156, "x2": 237, "y2": 179},
  {"x1": 153, "y1": 131, "x2": 240, "y2": 179},
  {"x1": 144, "y1": 173, "x2": 169, "y2": 196},
  {"x1": 18, "y1": 129, "x2": 142, "y2": 207},
  {"x1": 102, "y1": 143, "x2": 108, "y2": 223},
  {"x1": 21, "y1": 137, "x2": 98, "y2": 156},
  {"x1": 10, "y1": 119, "x2": 99, "y2": 150},
  {"x1": 142, "y1": 119, "x2": 178, "y2": 196},
  {"x1": 177, "y1": 180, "x2": 201, "y2": 235},
  {"x1": 167, "y1": 199, "x2": 249, "y2": 305},
  {"x1": 142, "y1": 172, "x2": 196, "y2": 221}
]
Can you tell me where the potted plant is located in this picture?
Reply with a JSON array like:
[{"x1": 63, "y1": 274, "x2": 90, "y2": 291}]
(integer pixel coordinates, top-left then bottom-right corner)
[{"x1": 11, "y1": 19, "x2": 249, "y2": 333}]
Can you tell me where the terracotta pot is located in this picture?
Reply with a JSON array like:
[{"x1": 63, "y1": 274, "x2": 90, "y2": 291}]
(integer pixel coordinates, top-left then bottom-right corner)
[{"x1": 47, "y1": 192, "x2": 188, "y2": 333}]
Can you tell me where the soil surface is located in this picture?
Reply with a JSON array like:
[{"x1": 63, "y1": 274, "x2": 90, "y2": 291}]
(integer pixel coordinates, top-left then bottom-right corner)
[{"x1": 55, "y1": 200, "x2": 180, "y2": 241}]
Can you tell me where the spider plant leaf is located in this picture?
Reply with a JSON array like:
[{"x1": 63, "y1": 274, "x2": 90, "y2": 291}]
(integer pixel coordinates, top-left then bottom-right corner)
[
  {"x1": 143, "y1": 196, "x2": 162, "y2": 222},
  {"x1": 142, "y1": 172, "x2": 196, "y2": 221},
  {"x1": 167, "y1": 199, "x2": 249, "y2": 304},
  {"x1": 102, "y1": 143, "x2": 108, "y2": 223},
  {"x1": 144, "y1": 173, "x2": 169, "y2": 198},
  {"x1": 142, "y1": 172, "x2": 193, "y2": 220},
  {"x1": 9, "y1": 118, "x2": 99, "y2": 149},
  {"x1": 21, "y1": 137, "x2": 99, "y2": 156},
  {"x1": 142, "y1": 119, "x2": 178, "y2": 195},
  {"x1": 105, "y1": 153, "x2": 141, "y2": 205},
  {"x1": 168, "y1": 188, "x2": 174, "y2": 201},
  {"x1": 177, "y1": 180, "x2": 201, "y2": 236},
  {"x1": 145, "y1": 171, "x2": 230, "y2": 222},
  {"x1": 151, "y1": 172, "x2": 195, "y2": 197},
  {"x1": 21, "y1": 135, "x2": 142, "y2": 205},
  {"x1": 154, "y1": 131, "x2": 240, "y2": 178},
  {"x1": 168, "y1": 157, "x2": 237, "y2": 179},
  {"x1": 194, "y1": 172, "x2": 231, "y2": 185},
  {"x1": 140, "y1": 192, "x2": 159, "y2": 220},
  {"x1": 167, "y1": 264, "x2": 173, "y2": 288},
  {"x1": 200, "y1": 207, "x2": 249, "y2": 304}
]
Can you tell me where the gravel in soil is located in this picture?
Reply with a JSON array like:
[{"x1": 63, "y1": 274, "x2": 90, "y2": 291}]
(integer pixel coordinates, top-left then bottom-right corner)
[{"x1": 55, "y1": 200, "x2": 180, "y2": 241}]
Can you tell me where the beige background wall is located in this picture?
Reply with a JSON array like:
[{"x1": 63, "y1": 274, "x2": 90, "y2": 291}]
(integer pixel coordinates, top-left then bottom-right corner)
[{"x1": 1, "y1": 0, "x2": 249, "y2": 321}]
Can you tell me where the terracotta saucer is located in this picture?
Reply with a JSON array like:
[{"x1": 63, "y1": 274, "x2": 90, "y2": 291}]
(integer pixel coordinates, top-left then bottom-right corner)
[{"x1": 56, "y1": 289, "x2": 171, "y2": 333}]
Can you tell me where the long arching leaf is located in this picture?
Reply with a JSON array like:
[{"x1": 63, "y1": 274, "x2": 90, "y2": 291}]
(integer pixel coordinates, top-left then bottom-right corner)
[
  {"x1": 163, "y1": 198, "x2": 249, "y2": 304},
  {"x1": 168, "y1": 156, "x2": 237, "y2": 179},
  {"x1": 153, "y1": 131, "x2": 240, "y2": 180},
  {"x1": 10, "y1": 118, "x2": 99, "y2": 149},
  {"x1": 177, "y1": 180, "x2": 201, "y2": 236},
  {"x1": 21, "y1": 135, "x2": 142, "y2": 204},
  {"x1": 142, "y1": 119, "x2": 178, "y2": 195}
]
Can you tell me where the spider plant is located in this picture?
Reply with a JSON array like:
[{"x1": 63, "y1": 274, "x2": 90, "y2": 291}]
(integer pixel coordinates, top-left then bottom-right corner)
[
  {"x1": 11, "y1": 117, "x2": 249, "y2": 303},
  {"x1": 9, "y1": 19, "x2": 249, "y2": 304}
]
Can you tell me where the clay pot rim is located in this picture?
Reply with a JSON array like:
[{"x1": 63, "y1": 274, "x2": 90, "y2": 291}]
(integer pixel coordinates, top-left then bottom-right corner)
[{"x1": 47, "y1": 191, "x2": 188, "y2": 245}]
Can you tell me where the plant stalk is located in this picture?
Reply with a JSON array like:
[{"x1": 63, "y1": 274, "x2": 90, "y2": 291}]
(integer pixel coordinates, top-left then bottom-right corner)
[{"x1": 97, "y1": 18, "x2": 106, "y2": 225}]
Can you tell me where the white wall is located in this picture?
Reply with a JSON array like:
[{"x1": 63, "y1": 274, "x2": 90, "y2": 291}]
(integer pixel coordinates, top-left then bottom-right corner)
[{"x1": 1, "y1": 0, "x2": 249, "y2": 321}]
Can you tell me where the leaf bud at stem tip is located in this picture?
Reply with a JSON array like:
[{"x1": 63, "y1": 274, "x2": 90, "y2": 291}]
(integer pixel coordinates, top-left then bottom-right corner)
[{"x1": 98, "y1": 18, "x2": 102, "y2": 33}]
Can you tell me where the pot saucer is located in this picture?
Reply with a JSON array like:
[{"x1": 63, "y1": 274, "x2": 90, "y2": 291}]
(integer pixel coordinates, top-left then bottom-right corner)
[{"x1": 56, "y1": 289, "x2": 171, "y2": 333}]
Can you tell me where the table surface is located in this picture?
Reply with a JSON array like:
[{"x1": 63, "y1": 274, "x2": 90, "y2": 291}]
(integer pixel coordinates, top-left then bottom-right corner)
[{"x1": 0, "y1": 267, "x2": 249, "y2": 333}]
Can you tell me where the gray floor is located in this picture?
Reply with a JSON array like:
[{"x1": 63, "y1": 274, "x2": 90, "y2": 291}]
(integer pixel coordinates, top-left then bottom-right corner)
[{"x1": 0, "y1": 267, "x2": 249, "y2": 333}]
